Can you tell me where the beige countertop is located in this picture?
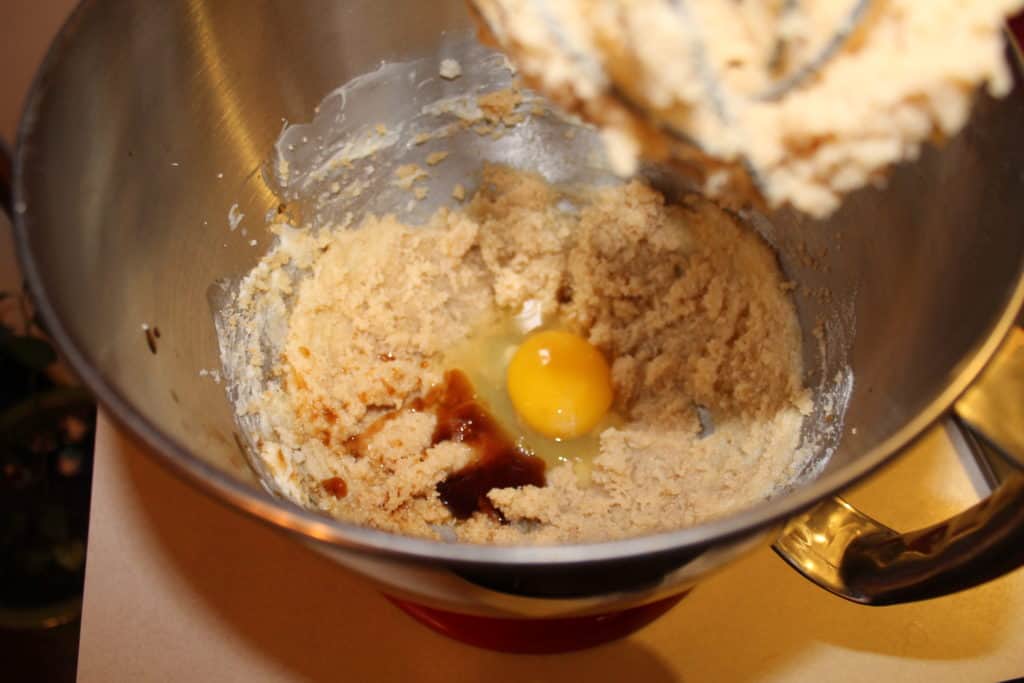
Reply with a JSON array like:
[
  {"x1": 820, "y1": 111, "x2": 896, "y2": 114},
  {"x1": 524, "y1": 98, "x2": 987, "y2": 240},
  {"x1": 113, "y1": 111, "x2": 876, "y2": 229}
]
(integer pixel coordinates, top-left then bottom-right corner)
[{"x1": 77, "y1": 414, "x2": 1024, "y2": 682}]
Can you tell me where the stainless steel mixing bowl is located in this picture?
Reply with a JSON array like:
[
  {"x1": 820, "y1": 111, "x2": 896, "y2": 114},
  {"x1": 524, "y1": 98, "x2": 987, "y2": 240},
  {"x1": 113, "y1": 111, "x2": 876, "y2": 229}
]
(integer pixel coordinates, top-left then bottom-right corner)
[{"x1": 9, "y1": 0, "x2": 1024, "y2": 637}]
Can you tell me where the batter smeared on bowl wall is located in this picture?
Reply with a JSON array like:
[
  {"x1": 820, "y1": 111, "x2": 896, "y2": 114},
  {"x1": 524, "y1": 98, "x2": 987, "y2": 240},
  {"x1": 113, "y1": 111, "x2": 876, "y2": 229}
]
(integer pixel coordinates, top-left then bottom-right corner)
[{"x1": 472, "y1": 0, "x2": 1024, "y2": 217}]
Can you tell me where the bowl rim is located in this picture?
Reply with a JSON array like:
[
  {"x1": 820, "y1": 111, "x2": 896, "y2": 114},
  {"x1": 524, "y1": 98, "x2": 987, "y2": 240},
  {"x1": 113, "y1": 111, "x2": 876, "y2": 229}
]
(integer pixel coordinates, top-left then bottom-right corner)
[{"x1": 11, "y1": 0, "x2": 1024, "y2": 567}]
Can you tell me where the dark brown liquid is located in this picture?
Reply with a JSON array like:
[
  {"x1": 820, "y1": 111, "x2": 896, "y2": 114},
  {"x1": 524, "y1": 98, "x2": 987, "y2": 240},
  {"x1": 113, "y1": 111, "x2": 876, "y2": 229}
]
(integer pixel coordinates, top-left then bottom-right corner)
[
  {"x1": 430, "y1": 370, "x2": 546, "y2": 520},
  {"x1": 335, "y1": 370, "x2": 546, "y2": 519},
  {"x1": 322, "y1": 476, "x2": 348, "y2": 498}
]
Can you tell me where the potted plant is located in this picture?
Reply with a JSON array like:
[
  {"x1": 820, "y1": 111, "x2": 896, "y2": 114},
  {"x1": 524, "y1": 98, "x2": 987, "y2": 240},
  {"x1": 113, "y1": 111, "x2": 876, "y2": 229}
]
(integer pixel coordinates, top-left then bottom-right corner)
[{"x1": 0, "y1": 280, "x2": 95, "y2": 629}]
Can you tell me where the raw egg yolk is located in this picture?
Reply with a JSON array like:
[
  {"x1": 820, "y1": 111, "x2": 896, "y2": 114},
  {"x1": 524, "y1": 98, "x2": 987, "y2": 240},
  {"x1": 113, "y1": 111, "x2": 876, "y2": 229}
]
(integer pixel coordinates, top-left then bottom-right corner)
[{"x1": 506, "y1": 330, "x2": 613, "y2": 440}]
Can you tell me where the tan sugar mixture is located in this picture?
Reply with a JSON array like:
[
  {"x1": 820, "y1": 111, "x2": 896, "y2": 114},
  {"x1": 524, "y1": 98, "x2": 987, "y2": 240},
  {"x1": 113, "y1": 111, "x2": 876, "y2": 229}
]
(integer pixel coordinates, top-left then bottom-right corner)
[{"x1": 233, "y1": 165, "x2": 812, "y2": 544}]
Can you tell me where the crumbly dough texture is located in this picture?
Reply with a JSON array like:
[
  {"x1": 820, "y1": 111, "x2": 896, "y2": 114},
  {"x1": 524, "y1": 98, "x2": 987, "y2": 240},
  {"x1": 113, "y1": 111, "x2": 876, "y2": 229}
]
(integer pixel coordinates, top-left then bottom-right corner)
[
  {"x1": 236, "y1": 166, "x2": 810, "y2": 543},
  {"x1": 472, "y1": 0, "x2": 1024, "y2": 217}
]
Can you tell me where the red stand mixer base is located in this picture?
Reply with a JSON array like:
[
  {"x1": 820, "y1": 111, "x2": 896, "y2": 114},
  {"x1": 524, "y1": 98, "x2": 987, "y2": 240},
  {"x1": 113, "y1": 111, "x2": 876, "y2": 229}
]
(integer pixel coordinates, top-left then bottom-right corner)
[{"x1": 385, "y1": 592, "x2": 689, "y2": 654}]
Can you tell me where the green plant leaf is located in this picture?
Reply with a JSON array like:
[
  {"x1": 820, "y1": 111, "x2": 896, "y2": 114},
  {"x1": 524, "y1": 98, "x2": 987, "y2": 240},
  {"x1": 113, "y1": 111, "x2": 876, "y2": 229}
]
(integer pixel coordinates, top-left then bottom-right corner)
[
  {"x1": 38, "y1": 503, "x2": 69, "y2": 543},
  {"x1": 53, "y1": 539, "x2": 86, "y2": 571},
  {"x1": 3, "y1": 335, "x2": 56, "y2": 371}
]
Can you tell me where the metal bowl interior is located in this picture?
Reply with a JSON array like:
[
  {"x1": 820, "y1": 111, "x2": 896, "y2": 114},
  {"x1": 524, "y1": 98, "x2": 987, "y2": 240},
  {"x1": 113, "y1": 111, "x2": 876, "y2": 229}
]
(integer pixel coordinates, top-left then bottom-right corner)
[{"x1": 13, "y1": 0, "x2": 1024, "y2": 568}]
